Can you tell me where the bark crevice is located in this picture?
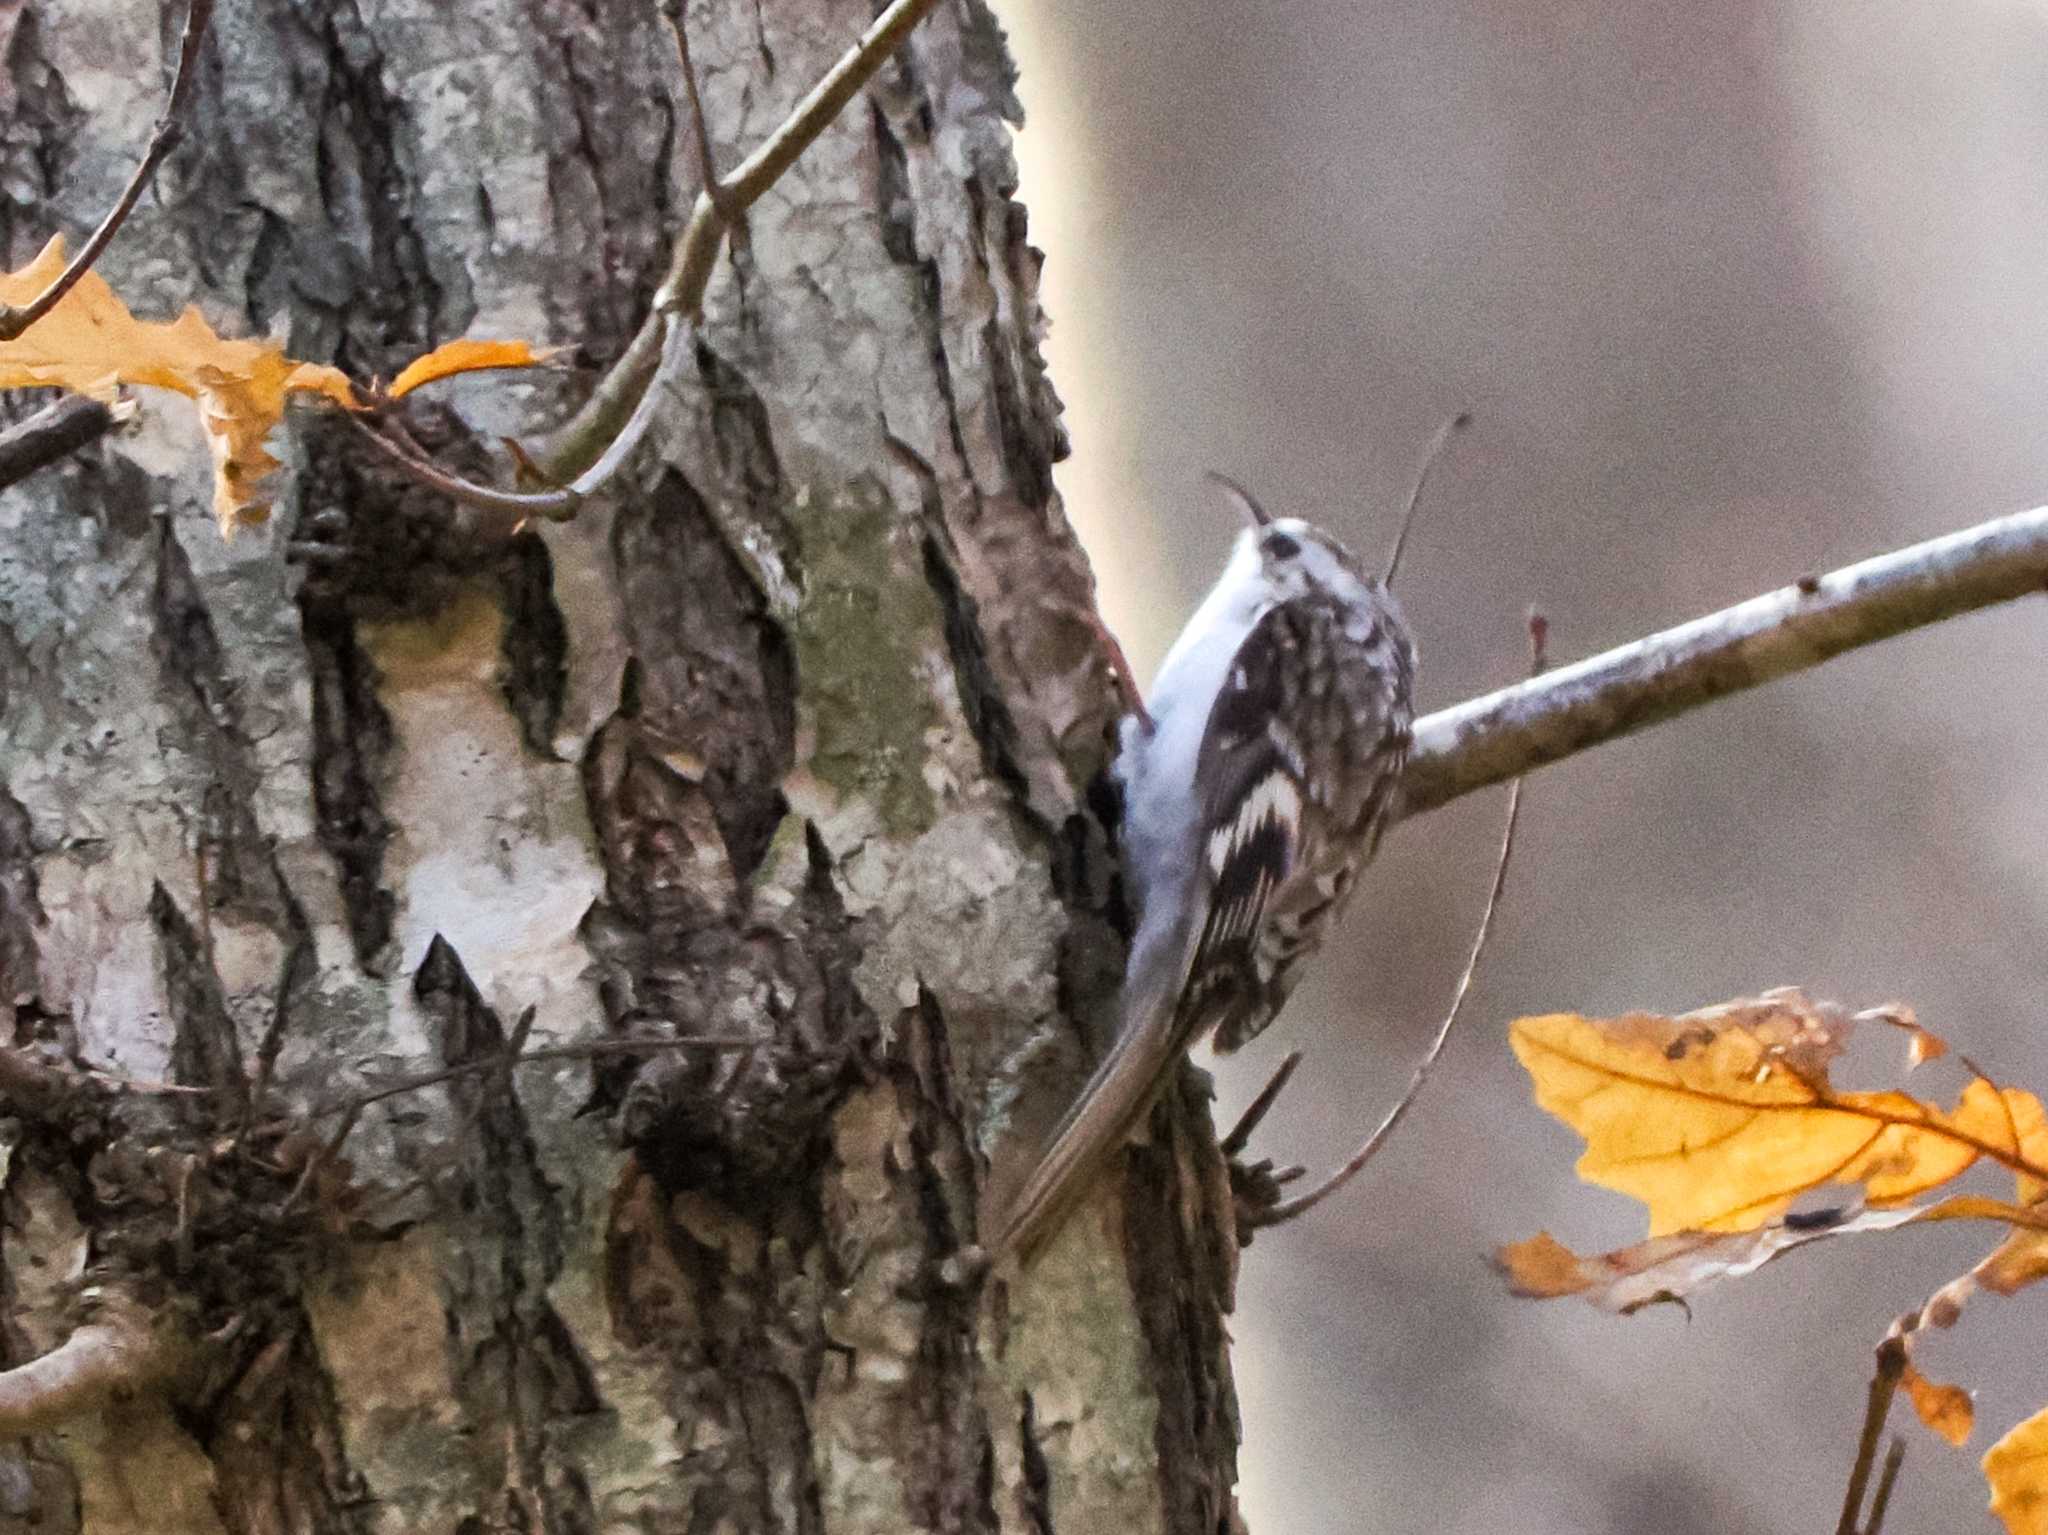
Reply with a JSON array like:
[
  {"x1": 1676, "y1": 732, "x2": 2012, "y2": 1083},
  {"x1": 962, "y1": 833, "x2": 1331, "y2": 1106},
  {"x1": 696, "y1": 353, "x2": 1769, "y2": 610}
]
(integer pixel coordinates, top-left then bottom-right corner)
[
  {"x1": 300, "y1": 597, "x2": 396, "y2": 971},
  {"x1": 147, "y1": 880, "x2": 246, "y2": 1103}
]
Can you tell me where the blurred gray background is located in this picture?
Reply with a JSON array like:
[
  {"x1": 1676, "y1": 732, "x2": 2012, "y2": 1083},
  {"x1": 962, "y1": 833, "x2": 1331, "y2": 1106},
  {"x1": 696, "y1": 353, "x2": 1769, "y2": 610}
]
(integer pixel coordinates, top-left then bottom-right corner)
[{"x1": 1003, "y1": 0, "x2": 2048, "y2": 1530}]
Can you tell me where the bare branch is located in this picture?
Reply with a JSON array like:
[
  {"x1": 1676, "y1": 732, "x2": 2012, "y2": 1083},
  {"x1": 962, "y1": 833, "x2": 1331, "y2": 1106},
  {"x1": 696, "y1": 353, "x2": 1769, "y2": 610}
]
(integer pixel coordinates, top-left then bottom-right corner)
[
  {"x1": 0, "y1": 395, "x2": 122, "y2": 492},
  {"x1": 0, "y1": 1311, "x2": 178, "y2": 1435},
  {"x1": 559, "y1": 315, "x2": 691, "y2": 497},
  {"x1": 348, "y1": 414, "x2": 579, "y2": 529},
  {"x1": 541, "y1": 0, "x2": 944, "y2": 480},
  {"x1": 0, "y1": 0, "x2": 214, "y2": 343},
  {"x1": 529, "y1": 314, "x2": 666, "y2": 486},
  {"x1": 1838, "y1": 1333, "x2": 1908, "y2": 1535},
  {"x1": 320, "y1": 1032, "x2": 759, "y2": 1119},
  {"x1": 1864, "y1": 1438, "x2": 1906, "y2": 1535},
  {"x1": 1396, "y1": 505, "x2": 2048, "y2": 822},
  {"x1": 376, "y1": 0, "x2": 942, "y2": 507}
]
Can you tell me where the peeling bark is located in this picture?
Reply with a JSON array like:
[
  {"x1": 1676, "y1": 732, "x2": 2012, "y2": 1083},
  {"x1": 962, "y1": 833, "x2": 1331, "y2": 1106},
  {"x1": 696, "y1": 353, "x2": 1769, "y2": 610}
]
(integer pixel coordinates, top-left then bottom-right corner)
[{"x1": 0, "y1": 2, "x2": 1235, "y2": 1532}]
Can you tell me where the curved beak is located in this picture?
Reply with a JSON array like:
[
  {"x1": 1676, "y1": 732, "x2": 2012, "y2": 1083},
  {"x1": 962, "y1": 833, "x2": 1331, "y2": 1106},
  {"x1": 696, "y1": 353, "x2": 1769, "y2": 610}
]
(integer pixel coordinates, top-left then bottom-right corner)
[{"x1": 1204, "y1": 470, "x2": 1272, "y2": 527}]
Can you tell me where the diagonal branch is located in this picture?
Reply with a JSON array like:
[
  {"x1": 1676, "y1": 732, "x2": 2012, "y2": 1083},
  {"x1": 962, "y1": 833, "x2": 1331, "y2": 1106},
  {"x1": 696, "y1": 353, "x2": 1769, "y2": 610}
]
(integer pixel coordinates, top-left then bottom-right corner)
[
  {"x1": 0, "y1": 0, "x2": 214, "y2": 343},
  {"x1": 372, "y1": 0, "x2": 946, "y2": 518},
  {"x1": 0, "y1": 394, "x2": 122, "y2": 492},
  {"x1": 1395, "y1": 505, "x2": 2048, "y2": 822},
  {"x1": 537, "y1": 0, "x2": 944, "y2": 482}
]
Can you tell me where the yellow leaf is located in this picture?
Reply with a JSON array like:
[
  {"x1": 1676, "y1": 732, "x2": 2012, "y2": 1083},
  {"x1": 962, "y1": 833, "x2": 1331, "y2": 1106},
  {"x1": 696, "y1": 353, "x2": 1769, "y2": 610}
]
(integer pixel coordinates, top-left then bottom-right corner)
[
  {"x1": 1903, "y1": 1360, "x2": 1975, "y2": 1447},
  {"x1": 0, "y1": 236, "x2": 357, "y2": 530},
  {"x1": 1510, "y1": 993, "x2": 2048, "y2": 1234},
  {"x1": 1987, "y1": 1406, "x2": 2048, "y2": 1534},
  {"x1": 387, "y1": 338, "x2": 555, "y2": 399}
]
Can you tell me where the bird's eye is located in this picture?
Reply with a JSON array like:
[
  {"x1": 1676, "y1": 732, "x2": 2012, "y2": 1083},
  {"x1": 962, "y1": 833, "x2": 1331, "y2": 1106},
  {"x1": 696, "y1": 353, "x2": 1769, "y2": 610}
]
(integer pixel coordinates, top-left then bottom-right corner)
[{"x1": 1264, "y1": 532, "x2": 1300, "y2": 560}]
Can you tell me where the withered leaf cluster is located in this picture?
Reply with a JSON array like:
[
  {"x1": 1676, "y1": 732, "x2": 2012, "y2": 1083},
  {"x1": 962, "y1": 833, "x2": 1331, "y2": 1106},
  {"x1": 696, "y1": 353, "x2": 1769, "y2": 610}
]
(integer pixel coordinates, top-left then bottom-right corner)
[{"x1": 1500, "y1": 988, "x2": 2048, "y2": 1532}]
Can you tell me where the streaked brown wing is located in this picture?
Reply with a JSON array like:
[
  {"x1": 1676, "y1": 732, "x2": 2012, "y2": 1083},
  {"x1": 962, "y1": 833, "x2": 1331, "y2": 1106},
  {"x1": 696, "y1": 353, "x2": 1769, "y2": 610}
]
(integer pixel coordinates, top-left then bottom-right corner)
[{"x1": 1173, "y1": 605, "x2": 1323, "y2": 1053}]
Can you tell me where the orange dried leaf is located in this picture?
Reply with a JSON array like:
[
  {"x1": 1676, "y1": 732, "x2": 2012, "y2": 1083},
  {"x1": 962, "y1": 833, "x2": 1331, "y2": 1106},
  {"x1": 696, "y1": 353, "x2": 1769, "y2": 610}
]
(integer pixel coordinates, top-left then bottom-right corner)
[
  {"x1": 1496, "y1": 1205, "x2": 1922, "y2": 1313},
  {"x1": 1911, "y1": 1028, "x2": 1950, "y2": 1068},
  {"x1": 1987, "y1": 1406, "x2": 2048, "y2": 1535},
  {"x1": 1977, "y1": 1228, "x2": 2048, "y2": 1297},
  {"x1": 1856, "y1": 1001, "x2": 1949, "y2": 1069},
  {"x1": 387, "y1": 339, "x2": 555, "y2": 399},
  {"x1": 1903, "y1": 1360, "x2": 1975, "y2": 1447},
  {"x1": 1510, "y1": 992, "x2": 2048, "y2": 1235},
  {"x1": 0, "y1": 236, "x2": 358, "y2": 529},
  {"x1": 1494, "y1": 1233, "x2": 1592, "y2": 1300}
]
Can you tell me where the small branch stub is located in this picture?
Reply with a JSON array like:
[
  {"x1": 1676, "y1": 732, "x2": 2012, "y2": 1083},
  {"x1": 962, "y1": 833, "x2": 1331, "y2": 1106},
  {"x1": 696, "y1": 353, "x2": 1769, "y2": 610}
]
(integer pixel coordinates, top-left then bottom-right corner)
[
  {"x1": 0, "y1": 1306, "x2": 183, "y2": 1436},
  {"x1": 0, "y1": 395, "x2": 122, "y2": 492}
]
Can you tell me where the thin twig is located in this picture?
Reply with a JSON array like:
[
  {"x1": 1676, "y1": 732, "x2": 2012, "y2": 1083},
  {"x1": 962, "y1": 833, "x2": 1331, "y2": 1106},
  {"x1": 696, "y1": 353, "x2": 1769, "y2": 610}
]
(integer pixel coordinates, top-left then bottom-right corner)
[
  {"x1": 349, "y1": 414, "x2": 579, "y2": 525},
  {"x1": 1396, "y1": 504, "x2": 2048, "y2": 821},
  {"x1": 364, "y1": 0, "x2": 942, "y2": 512},
  {"x1": 504, "y1": 1004, "x2": 538, "y2": 1065},
  {"x1": 275, "y1": 1031, "x2": 757, "y2": 1215},
  {"x1": 280, "y1": 1099, "x2": 360, "y2": 1217},
  {"x1": 316, "y1": 1032, "x2": 757, "y2": 1119},
  {"x1": 1246, "y1": 612, "x2": 1541, "y2": 1231},
  {"x1": 1220, "y1": 1050, "x2": 1303, "y2": 1158},
  {"x1": 373, "y1": 0, "x2": 945, "y2": 508},
  {"x1": 0, "y1": 0, "x2": 215, "y2": 342},
  {"x1": 0, "y1": 395, "x2": 121, "y2": 492},
  {"x1": 1837, "y1": 1333, "x2": 1908, "y2": 1535},
  {"x1": 1863, "y1": 1437, "x2": 1906, "y2": 1535},
  {"x1": 1382, "y1": 410, "x2": 1470, "y2": 588},
  {"x1": 540, "y1": 0, "x2": 944, "y2": 480},
  {"x1": 663, "y1": 1, "x2": 744, "y2": 231},
  {"x1": 559, "y1": 315, "x2": 689, "y2": 498},
  {"x1": 76, "y1": 1065, "x2": 209, "y2": 1096}
]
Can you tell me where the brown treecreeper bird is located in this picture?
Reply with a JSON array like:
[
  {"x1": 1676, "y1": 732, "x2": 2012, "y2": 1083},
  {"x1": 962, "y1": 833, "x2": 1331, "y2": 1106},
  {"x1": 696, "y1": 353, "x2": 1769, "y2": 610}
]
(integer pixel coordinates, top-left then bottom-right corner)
[{"x1": 995, "y1": 472, "x2": 1421, "y2": 1263}]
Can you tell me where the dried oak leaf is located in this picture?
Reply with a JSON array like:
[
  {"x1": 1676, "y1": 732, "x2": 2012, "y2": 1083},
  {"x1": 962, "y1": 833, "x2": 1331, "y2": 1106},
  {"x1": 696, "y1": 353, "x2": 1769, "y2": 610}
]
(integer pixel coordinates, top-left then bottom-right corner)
[
  {"x1": 0, "y1": 236, "x2": 354, "y2": 529},
  {"x1": 2, "y1": 240, "x2": 553, "y2": 530},
  {"x1": 1903, "y1": 1359, "x2": 1975, "y2": 1447},
  {"x1": 1495, "y1": 1206, "x2": 1921, "y2": 1312},
  {"x1": 1509, "y1": 990, "x2": 2047, "y2": 1234},
  {"x1": 1500, "y1": 1196, "x2": 2048, "y2": 1315}
]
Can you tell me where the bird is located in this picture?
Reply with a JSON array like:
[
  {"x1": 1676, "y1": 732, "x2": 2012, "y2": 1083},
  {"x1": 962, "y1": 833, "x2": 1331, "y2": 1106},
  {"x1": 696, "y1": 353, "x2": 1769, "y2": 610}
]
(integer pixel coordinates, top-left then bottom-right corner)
[{"x1": 992, "y1": 472, "x2": 1422, "y2": 1264}]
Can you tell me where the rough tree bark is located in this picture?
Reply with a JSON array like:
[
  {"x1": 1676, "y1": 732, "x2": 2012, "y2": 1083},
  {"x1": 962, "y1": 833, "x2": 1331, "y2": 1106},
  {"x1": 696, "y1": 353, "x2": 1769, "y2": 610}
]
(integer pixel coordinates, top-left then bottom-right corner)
[{"x1": 0, "y1": 3, "x2": 1238, "y2": 1533}]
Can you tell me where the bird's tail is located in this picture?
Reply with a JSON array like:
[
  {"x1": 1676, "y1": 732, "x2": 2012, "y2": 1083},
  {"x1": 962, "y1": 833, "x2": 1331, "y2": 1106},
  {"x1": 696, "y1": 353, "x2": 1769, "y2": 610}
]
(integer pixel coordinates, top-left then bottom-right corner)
[{"x1": 991, "y1": 912, "x2": 1194, "y2": 1265}]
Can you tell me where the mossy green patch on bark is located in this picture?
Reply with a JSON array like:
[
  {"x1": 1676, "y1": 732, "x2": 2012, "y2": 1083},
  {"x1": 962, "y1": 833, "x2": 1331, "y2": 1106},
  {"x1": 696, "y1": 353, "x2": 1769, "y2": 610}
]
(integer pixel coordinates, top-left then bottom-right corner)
[{"x1": 786, "y1": 482, "x2": 942, "y2": 837}]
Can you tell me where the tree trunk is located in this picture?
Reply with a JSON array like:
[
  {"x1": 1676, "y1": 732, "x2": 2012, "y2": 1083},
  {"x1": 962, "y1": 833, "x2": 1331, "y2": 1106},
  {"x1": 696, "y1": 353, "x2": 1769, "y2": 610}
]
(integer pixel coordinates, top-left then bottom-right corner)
[{"x1": 0, "y1": 2, "x2": 1242, "y2": 1532}]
